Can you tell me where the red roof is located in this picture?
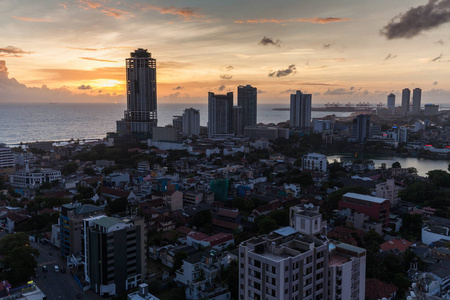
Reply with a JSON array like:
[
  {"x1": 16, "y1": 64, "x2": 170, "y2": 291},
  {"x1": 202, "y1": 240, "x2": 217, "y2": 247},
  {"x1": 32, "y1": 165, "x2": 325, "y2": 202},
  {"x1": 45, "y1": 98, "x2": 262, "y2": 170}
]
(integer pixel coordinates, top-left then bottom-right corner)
[
  {"x1": 380, "y1": 238, "x2": 413, "y2": 252},
  {"x1": 176, "y1": 226, "x2": 194, "y2": 236},
  {"x1": 204, "y1": 233, "x2": 234, "y2": 247},
  {"x1": 365, "y1": 278, "x2": 398, "y2": 300},
  {"x1": 38, "y1": 208, "x2": 60, "y2": 215},
  {"x1": 188, "y1": 232, "x2": 209, "y2": 241},
  {"x1": 100, "y1": 186, "x2": 130, "y2": 198},
  {"x1": 218, "y1": 208, "x2": 239, "y2": 219},
  {"x1": 212, "y1": 218, "x2": 240, "y2": 230}
]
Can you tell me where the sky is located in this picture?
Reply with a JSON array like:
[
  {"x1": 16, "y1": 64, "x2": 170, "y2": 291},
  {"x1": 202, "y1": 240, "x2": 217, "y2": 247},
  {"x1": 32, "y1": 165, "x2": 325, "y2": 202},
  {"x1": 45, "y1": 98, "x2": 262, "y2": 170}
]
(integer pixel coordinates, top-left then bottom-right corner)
[{"x1": 1, "y1": 0, "x2": 450, "y2": 105}]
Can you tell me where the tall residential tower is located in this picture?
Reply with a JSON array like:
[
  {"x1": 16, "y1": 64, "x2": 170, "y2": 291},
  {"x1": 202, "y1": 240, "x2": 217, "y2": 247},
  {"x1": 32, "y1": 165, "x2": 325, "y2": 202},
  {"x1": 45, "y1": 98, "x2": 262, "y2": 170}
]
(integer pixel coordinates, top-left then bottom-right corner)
[
  {"x1": 290, "y1": 90, "x2": 312, "y2": 128},
  {"x1": 117, "y1": 48, "x2": 157, "y2": 138},
  {"x1": 401, "y1": 88, "x2": 410, "y2": 115},
  {"x1": 208, "y1": 92, "x2": 233, "y2": 137},
  {"x1": 412, "y1": 88, "x2": 422, "y2": 115},
  {"x1": 237, "y1": 85, "x2": 257, "y2": 131}
]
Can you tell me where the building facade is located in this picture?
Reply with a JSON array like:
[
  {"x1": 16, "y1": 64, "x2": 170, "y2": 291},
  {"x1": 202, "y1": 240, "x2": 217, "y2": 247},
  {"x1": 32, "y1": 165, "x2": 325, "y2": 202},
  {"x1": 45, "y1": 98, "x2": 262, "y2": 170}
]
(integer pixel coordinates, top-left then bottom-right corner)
[
  {"x1": 401, "y1": 88, "x2": 410, "y2": 115},
  {"x1": 237, "y1": 85, "x2": 257, "y2": 132},
  {"x1": 117, "y1": 48, "x2": 157, "y2": 138},
  {"x1": 233, "y1": 106, "x2": 243, "y2": 136},
  {"x1": 290, "y1": 90, "x2": 312, "y2": 128},
  {"x1": 10, "y1": 168, "x2": 61, "y2": 188},
  {"x1": 302, "y1": 153, "x2": 328, "y2": 173},
  {"x1": 182, "y1": 108, "x2": 200, "y2": 136},
  {"x1": 387, "y1": 93, "x2": 395, "y2": 113},
  {"x1": 84, "y1": 216, "x2": 146, "y2": 297},
  {"x1": 424, "y1": 104, "x2": 439, "y2": 116},
  {"x1": 412, "y1": 88, "x2": 422, "y2": 115},
  {"x1": 208, "y1": 92, "x2": 233, "y2": 137},
  {"x1": 351, "y1": 114, "x2": 371, "y2": 142},
  {"x1": 338, "y1": 193, "x2": 390, "y2": 228},
  {"x1": 0, "y1": 144, "x2": 15, "y2": 170}
]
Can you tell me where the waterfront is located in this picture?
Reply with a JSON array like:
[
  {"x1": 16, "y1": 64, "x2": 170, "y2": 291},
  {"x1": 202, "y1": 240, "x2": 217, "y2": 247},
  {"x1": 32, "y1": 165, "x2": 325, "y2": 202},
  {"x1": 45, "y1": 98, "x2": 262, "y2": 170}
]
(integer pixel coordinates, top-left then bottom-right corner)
[{"x1": 328, "y1": 153, "x2": 450, "y2": 176}]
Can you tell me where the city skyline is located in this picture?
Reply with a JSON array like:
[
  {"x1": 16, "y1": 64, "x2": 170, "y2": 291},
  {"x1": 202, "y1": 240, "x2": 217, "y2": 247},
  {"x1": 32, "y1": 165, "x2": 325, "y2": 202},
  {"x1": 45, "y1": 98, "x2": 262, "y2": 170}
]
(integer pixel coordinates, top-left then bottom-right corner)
[{"x1": 1, "y1": 0, "x2": 450, "y2": 104}]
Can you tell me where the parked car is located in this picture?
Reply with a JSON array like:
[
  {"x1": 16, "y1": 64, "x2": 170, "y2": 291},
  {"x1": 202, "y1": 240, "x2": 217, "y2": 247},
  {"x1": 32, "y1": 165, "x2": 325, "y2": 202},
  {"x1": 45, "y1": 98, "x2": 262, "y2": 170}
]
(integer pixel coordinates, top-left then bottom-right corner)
[
  {"x1": 54, "y1": 265, "x2": 59, "y2": 272},
  {"x1": 42, "y1": 265, "x2": 48, "y2": 272}
]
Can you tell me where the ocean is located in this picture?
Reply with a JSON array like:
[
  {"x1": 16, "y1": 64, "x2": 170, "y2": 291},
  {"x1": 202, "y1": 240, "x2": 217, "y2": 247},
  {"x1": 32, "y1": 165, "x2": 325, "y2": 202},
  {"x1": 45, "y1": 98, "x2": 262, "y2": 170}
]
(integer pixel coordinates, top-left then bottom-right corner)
[{"x1": 0, "y1": 102, "x2": 350, "y2": 145}]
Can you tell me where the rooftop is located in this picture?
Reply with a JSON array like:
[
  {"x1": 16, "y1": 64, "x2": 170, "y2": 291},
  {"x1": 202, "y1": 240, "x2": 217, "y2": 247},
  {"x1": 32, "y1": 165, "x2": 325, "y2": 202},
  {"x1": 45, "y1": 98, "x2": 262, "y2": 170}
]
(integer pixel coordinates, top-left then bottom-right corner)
[
  {"x1": 93, "y1": 216, "x2": 125, "y2": 229},
  {"x1": 343, "y1": 192, "x2": 388, "y2": 204}
]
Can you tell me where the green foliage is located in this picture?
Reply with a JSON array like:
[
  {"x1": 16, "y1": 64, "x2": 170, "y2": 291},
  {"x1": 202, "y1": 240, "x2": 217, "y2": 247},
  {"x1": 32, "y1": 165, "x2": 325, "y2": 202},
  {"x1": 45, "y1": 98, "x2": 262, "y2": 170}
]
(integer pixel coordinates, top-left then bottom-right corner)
[
  {"x1": 0, "y1": 233, "x2": 39, "y2": 285},
  {"x1": 326, "y1": 186, "x2": 370, "y2": 212},
  {"x1": 255, "y1": 215, "x2": 278, "y2": 234},
  {"x1": 222, "y1": 260, "x2": 239, "y2": 300},
  {"x1": 61, "y1": 161, "x2": 78, "y2": 175},
  {"x1": 73, "y1": 185, "x2": 95, "y2": 201},
  {"x1": 106, "y1": 197, "x2": 128, "y2": 215},
  {"x1": 16, "y1": 213, "x2": 59, "y2": 233},
  {"x1": 392, "y1": 161, "x2": 401, "y2": 168},
  {"x1": 427, "y1": 170, "x2": 450, "y2": 188},
  {"x1": 191, "y1": 210, "x2": 212, "y2": 229},
  {"x1": 401, "y1": 213, "x2": 422, "y2": 240},
  {"x1": 84, "y1": 167, "x2": 96, "y2": 176},
  {"x1": 398, "y1": 180, "x2": 440, "y2": 203},
  {"x1": 268, "y1": 209, "x2": 289, "y2": 227},
  {"x1": 172, "y1": 251, "x2": 188, "y2": 272}
]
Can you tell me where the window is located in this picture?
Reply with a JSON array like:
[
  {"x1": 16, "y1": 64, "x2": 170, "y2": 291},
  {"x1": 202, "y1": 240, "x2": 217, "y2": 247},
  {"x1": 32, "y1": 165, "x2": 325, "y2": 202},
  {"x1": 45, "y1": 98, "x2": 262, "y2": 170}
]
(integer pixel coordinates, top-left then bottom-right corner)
[
  {"x1": 254, "y1": 260, "x2": 261, "y2": 268},
  {"x1": 301, "y1": 219, "x2": 305, "y2": 229}
]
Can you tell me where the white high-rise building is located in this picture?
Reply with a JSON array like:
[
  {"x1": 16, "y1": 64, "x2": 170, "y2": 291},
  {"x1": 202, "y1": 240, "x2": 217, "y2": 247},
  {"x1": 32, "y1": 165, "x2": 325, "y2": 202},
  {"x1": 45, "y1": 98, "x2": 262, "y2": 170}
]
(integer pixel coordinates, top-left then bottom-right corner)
[
  {"x1": 239, "y1": 205, "x2": 366, "y2": 300},
  {"x1": 290, "y1": 91, "x2": 312, "y2": 128},
  {"x1": 401, "y1": 88, "x2": 410, "y2": 115},
  {"x1": 412, "y1": 88, "x2": 422, "y2": 115},
  {"x1": 117, "y1": 49, "x2": 157, "y2": 137},
  {"x1": 182, "y1": 108, "x2": 200, "y2": 136},
  {"x1": 387, "y1": 93, "x2": 395, "y2": 113},
  {"x1": 0, "y1": 144, "x2": 15, "y2": 170}
]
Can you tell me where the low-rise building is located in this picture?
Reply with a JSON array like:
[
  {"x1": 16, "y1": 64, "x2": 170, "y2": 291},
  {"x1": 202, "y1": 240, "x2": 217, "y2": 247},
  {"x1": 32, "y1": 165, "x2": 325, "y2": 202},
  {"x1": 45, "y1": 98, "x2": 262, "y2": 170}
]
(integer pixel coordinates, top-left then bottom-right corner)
[{"x1": 302, "y1": 153, "x2": 328, "y2": 173}]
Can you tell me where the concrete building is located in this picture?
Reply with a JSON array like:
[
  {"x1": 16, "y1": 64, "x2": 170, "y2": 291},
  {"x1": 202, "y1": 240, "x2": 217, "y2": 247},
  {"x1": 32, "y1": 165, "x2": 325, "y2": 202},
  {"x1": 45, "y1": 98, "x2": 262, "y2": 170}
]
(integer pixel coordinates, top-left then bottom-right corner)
[
  {"x1": 244, "y1": 125, "x2": 289, "y2": 140},
  {"x1": 151, "y1": 126, "x2": 178, "y2": 142},
  {"x1": 208, "y1": 92, "x2": 233, "y2": 137},
  {"x1": 172, "y1": 116, "x2": 183, "y2": 133},
  {"x1": 117, "y1": 49, "x2": 157, "y2": 138},
  {"x1": 127, "y1": 283, "x2": 159, "y2": 300},
  {"x1": 182, "y1": 108, "x2": 200, "y2": 136},
  {"x1": 233, "y1": 106, "x2": 243, "y2": 136},
  {"x1": 10, "y1": 168, "x2": 61, "y2": 188},
  {"x1": 338, "y1": 193, "x2": 390, "y2": 228},
  {"x1": 350, "y1": 114, "x2": 371, "y2": 142},
  {"x1": 375, "y1": 179, "x2": 403, "y2": 207},
  {"x1": 424, "y1": 104, "x2": 439, "y2": 116},
  {"x1": 238, "y1": 85, "x2": 257, "y2": 132},
  {"x1": 84, "y1": 215, "x2": 146, "y2": 297},
  {"x1": 387, "y1": 93, "x2": 395, "y2": 113},
  {"x1": 290, "y1": 90, "x2": 312, "y2": 128},
  {"x1": 302, "y1": 153, "x2": 328, "y2": 173},
  {"x1": 401, "y1": 88, "x2": 410, "y2": 115},
  {"x1": 312, "y1": 119, "x2": 333, "y2": 133},
  {"x1": 60, "y1": 203, "x2": 105, "y2": 257},
  {"x1": 412, "y1": 88, "x2": 422, "y2": 115},
  {"x1": 0, "y1": 144, "x2": 15, "y2": 170}
]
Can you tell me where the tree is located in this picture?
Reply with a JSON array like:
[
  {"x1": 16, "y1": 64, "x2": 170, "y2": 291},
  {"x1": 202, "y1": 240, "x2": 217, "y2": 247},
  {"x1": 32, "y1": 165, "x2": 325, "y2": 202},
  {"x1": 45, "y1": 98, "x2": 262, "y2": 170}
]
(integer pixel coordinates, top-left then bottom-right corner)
[
  {"x1": 0, "y1": 232, "x2": 29, "y2": 255},
  {"x1": 106, "y1": 198, "x2": 128, "y2": 215},
  {"x1": 61, "y1": 161, "x2": 78, "y2": 175},
  {"x1": 392, "y1": 161, "x2": 401, "y2": 168},
  {"x1": 84, "y1": 167, "x2": 96, "y2": 176},
  {"x1": 172, "y1": 251, "x2": 188, "y2": 272},
  {"x1": 255, "y1": 216, "x2": 277, "y2": 234},
  {"x1": 191, "y1": 210, "x2": 212, "y2": 229},
  {"x1": 427, "y1": 170, "x2": 450, "y2": 188}
]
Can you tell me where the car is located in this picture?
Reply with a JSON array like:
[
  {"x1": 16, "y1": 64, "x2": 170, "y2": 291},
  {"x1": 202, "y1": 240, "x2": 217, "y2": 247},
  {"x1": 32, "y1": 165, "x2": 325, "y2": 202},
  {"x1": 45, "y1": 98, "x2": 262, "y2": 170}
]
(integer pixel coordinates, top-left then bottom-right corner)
[
  {"x1": 54, "y1": 265, "x2": 59, "y2": 272},
  {"x1": 42, "y1": 265, "x2": 48, "y2": 272}
]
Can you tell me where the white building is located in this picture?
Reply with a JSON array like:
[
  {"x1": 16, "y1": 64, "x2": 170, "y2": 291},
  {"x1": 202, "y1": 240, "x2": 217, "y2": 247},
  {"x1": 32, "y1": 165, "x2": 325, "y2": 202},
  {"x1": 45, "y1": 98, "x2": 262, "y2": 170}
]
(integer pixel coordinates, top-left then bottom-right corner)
[
  {"x1": 10, "y1": 168, "x2": 61, "y2": 188},
  {"x1": 302, "y1": 153, "x2": 328, "y2": 172},
  {"x1": 290, "y1": 90, "x2": 312, "y2": 128},
  {"x1": 182, "y1": 108, "x2": 200, "y2": 136},
  {"x1": 375, "y1": 179, "x2": 403, "y2": 207},
  {"x1": 0, "y1": 144, "x2": 15, "y2": 170}
]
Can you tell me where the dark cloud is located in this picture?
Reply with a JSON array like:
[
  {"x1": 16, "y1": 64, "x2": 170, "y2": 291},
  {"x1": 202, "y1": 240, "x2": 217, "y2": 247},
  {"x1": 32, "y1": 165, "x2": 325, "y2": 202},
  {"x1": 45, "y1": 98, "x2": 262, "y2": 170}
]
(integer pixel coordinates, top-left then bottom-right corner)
[
  {"x1": 259, "y1": 36, "x2": 282, "y2": 47},
  {"x1": 268, "y1": 64, "x2": 296, "y2": 77},
  {"x1": 79, "y1": 57, "x2": 117, "y2": 63},
  {"x1": 323, "y1": 43, "x2": 331, "y2": 49},
  {"x1": 0, "y1": 46, "x2": 33, "y2": 57},
  {"x1": 173, "y1": 86, "x2": 184, "y2": 90},
  {"x1": 218, "y1": 85, "x2": 226, "y2": 91},
  {"x1": 433, "y1": 81, "x2": 438, "y2": 85},
  {"x1": 280, "y1": 89, "x2": 297, "y2": 94},
  {"x1": 435, "y1": 39, "x2": 445, "y2": 45},
  {"x1": 225, "y1": 65, "x2": 234, "y2": 71},
  {"x1": 381, "y1": 0, "x2": 450, "y2": 39},
  {"x1": 350, "y1": 86, "x2": 355, "y2": 91},
  {"x1": 257, "y1": 90, "x2": 266, "y2": 94},
  {"x1": 220, "y1": 74, "x2": 233, "y2": 80},
  {"x1": 323, "y1": 88, "x2": 354, "y2": 95},
  {"x1": 78, "y1": 84, "x2": 92, "y2": 90},
  {"x1": 384, "y1": 53, "x2": 397, "y2": 60},
  {"x1": 168, "y1": 92, "x2": 181, "y2": 98},
  {"x1": 430, "y1": 54, "x2": 443, "y2": 62}
]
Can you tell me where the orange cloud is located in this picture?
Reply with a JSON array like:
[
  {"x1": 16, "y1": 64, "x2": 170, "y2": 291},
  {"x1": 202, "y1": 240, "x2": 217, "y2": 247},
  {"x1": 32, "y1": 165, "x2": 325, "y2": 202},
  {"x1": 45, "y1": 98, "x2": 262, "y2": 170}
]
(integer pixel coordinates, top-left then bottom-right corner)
[
  {"x1": 12, "y1": 16, "x2": 53, "y2": 22},
  {"x1": 79, "y1": 57, "x2": 117, "y2": 63},
  {"x1": 78, "y1": 0, "x2": 133, "y2": 19},
  {"x1": 38, "y1": 67, "x2": 124, "y2": 82},
  {"x1": 67, "y1": 46, "x2": 134, "y2": 51},
  {"x1": 234, "y1": 17, "x2": 350, "y2": 24},
  {"x1": 0, "y1": 46, "x2": 33, "y2": 57},
  {"x1": 140, "y1": 5, "x2": 204, "y2": 21}
]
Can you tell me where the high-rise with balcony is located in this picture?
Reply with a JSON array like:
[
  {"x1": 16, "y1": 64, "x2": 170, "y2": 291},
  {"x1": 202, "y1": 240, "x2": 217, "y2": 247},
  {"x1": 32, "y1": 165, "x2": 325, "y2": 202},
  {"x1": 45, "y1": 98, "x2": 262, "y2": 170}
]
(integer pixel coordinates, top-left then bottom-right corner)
[
  {"x1": 0, "y1": 144, "x2": 15, "y2": 170},
  {"x1": 208, "y1": 92, "x2": 233, "y2": 137},
  {"x1": 182, "y1": 108, "x2": 200, "y2": 136},
  {"x1": 401, "y1": 88, "x2": 410, "y2": 115},
  {"x1": 290, "y1": 90, "x2": 312, "y2": 128},
  {"x1": 412, "y1": 88, "x2": 422, "y2": 115},
  {"x1": 238, "y1": 85, "x2": 257, "y2": 131},
  {"x1": 117, "y1": 48, "x2": 157, "y2": 139}
]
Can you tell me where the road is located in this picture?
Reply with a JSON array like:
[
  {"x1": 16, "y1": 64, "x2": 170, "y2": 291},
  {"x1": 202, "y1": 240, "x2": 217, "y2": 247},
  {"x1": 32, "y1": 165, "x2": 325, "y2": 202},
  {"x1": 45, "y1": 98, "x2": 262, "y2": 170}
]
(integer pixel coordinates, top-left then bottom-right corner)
[{"x1": 31, "y1": 241, "x2": 101, "y2": 300}]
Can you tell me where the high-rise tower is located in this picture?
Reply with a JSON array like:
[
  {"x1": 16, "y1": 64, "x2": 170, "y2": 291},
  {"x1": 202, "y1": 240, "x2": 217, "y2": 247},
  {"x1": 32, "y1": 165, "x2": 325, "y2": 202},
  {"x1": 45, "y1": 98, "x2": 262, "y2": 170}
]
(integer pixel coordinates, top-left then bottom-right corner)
[
  {"x1": 208, "y1": 92, "x2": 233, "y2": 137},
  {"x1": 182, "y1": 108, "x2": 200, "y2": 136},
  {"x1": 290, "y1": 90, "x2": 312, "y2": 128},
  {"x1": 117, "y1": 48, "x2": 157, "y2": 138},
  {"x1": 401, "y1": 88, "x2": 410, "y2": 115},
  {"x1": 237, "y1": 85, "x2": 257, "y2": 131},
  {"x1": 412, "y1": 88, "x2": 422, "y2": 115},
  {"x1": 387, "y1": 93, "x2": 395, "y2": 113}
]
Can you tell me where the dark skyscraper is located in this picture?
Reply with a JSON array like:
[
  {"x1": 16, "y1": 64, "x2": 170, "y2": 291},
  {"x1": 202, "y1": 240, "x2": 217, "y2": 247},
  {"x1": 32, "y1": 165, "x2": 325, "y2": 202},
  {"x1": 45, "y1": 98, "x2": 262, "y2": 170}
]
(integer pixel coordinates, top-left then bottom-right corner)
[
  {"x1": 237, "y1": 85, "x2": 257, "y2": 131},
  {"x1": 208, "y1": 92, "x2": 233, "y2": 137},
  {"x1": 401, "y1": 88, "x2": 410, "y2": 115},
  {"x1": 117, "y1": 48, "x2": 157, "y2": 138},
  {"x1": 412, "y1": 88, "x2": 422, "y2": 115},
  {"x1": 352, "y1": 114, "x2": 371, "y2": 142},
  {"x1": 290, "y1": 90, "x2": 312, "y2": 128}
]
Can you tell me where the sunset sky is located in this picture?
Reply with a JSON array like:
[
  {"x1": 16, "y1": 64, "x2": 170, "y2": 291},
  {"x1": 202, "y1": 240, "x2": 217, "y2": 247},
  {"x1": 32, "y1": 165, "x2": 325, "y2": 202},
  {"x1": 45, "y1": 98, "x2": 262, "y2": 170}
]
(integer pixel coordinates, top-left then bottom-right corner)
[{"x1": 1, "y1": 0, "x2": 450, "y2": 104}]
